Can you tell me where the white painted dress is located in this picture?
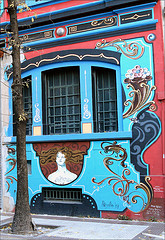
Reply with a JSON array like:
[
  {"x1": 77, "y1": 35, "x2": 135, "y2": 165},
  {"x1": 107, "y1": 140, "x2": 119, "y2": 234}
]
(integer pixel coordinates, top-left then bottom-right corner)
[{"x1": 48, "y1": 165, "x2": 77, "y2": 185}]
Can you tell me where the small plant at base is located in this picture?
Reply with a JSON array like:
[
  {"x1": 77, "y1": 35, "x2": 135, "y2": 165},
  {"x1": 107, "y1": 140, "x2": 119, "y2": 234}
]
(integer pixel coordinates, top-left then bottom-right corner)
[
  {"x1": 148, "y1": 216, "x2": 157, "y2": 222},
  {"x1": 118, "y1": 215, "x2": 131, "y2": 220}
]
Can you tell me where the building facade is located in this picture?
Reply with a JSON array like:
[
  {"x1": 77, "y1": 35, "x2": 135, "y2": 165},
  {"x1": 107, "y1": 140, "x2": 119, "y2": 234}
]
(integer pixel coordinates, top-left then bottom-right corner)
[{"x1": 0, "y1": 0, "x2": 165, "y2": 220}]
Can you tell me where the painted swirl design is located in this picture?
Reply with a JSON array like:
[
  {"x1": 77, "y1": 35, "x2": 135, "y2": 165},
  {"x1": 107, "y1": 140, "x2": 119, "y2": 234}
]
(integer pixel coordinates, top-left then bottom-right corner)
[
  {"x1": 130, "y1": 110, "x2": 161, "y2": 175},
  {"x1": 96, "y1": 39, "x2": 144, "y2": 59},
  {"x1": 91, "y1": 17, "x2": 116, "y2": 27},
  {"x1": 92, "y1": 141, "x2": 153, "y2": 212},
  {"x1": 123, "y1": 65, "x2": 157, "y2": 118},
  {"x1": 5, "y1": 145, "x2": 17, "y2": 192}
]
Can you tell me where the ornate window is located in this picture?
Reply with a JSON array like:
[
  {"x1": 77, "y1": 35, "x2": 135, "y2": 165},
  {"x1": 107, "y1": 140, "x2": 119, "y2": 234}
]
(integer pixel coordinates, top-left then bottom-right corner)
[
  {"x1": 42, "y1": 67, "x2": 81, "y2": 135},
  {"x1": 11, "y1": 57, "x2": 122, "y2": 139},
  {"x1": 92, "y1": 67, "x2": 118, "y2": 133}
]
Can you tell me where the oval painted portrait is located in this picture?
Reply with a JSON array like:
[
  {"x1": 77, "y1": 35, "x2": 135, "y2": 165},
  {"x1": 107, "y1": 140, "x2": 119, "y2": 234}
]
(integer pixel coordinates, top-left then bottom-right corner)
[{"x1": 33, "y1": 142, "x2": 90, "y2": 185}]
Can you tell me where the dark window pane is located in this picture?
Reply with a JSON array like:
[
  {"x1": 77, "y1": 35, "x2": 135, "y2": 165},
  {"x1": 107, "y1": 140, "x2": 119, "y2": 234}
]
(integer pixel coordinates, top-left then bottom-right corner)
[
  {"x1": 55, "y1": 107, "x2": 61, "y2": 115},
  {"x1": 61, "y1": 88, "x2": 66, "y2": 95},
  {"x1": 62, "y1": 97, "x2": 66, "y2": 105},
  {"x1": 104, "y1": 102, "x2": 109, "y2": 111},
  {"x1": 68, "y1": 106, "x2": 73, "y2": 114},
  {"x1": 104, "y1": 90, "x2": 109, "y2": 100},
  {"x1": 49, "y1": 89, "x2": 53, "y2": 97},
  {"x1": 98, "y1": 103, "x2": 103, "y2": 111},
  {"x1": 49, "y1": 79, "x2": 53, "y2": 87},
  {"x1": 62, "y1": 107, "x2": 66, "y2": 114},
  {"x1": 42, "y1": 67, "x2": 81, "y2": 134},
  {"x1": 68, "y1": 86, "x2": 72, "y2": 94},
  {"x1": 74, "y1": 86, "x2": 79, "y2": 93},
  {"x1": 49, "y1": 108, "x2": 54, "y2": 115},
  {"x1": 67, "y1": 76, "x2": 72, "y2": 85},
  {"x1": 68, "y1": 96, "x2": 73, "y2": 104},
  {"x1": 92, "y1": 67, "x2": 118, "y2": 133},
  {"x1": 55, "y1": 98, "x2": 60, "y2": 105},
  {"x1": 55, "y1": 88, "x2": 60, "y2": 96},
  {"x1": 104, "y1": 79, "x2": 109, "y2": 88},
  {"x1": 98, "y1": 90, "x2": 103, "y2": 101},
  {"x1": 54, "y1": 76, "x2": 60, "y2": 86},
  {"x1": 49, "y1": 98, "x2": 53, "y2": 106}
]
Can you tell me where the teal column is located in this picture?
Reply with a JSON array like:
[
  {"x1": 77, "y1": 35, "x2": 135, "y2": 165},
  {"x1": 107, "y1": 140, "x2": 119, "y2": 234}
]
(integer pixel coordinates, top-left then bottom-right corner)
[
  {"x1": 31, "y1": 70, "x2": 42, "y2": 135},
  {"x1": 80, "y1": 63, "x2": 93, "y2": 133}
]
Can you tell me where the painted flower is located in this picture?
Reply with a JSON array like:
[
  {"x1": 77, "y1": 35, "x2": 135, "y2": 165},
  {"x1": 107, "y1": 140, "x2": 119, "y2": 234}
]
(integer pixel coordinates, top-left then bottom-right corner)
[{"x1": 125, "y1": 65, "x2": 151, "y2": 79}]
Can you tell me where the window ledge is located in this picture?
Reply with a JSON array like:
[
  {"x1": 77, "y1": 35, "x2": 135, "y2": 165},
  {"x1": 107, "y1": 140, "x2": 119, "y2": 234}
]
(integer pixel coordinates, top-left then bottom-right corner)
[{"x1": 5, "y1": 131, "x2": 132, "y2": 144}]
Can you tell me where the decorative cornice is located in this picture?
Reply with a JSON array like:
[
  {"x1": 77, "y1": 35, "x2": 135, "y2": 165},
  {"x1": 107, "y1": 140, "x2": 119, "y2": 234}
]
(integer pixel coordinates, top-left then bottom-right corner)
[
  {"x1": 21, "y1": 22, "x2": 156, "y2": 53},
  {"x1": 7, "y1": 49, "x2": 121, "y2": 79}
]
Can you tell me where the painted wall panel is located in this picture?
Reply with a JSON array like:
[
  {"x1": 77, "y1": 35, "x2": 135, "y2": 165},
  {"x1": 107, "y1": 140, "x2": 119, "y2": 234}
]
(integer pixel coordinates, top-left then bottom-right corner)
[{"x1": 1, "y1": 0, "x2": 164, "y2": 220}]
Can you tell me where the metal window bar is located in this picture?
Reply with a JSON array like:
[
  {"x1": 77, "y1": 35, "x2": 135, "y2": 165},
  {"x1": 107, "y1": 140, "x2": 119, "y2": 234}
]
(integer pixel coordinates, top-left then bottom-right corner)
[
  {"x1": 42, "y1": 188, "x2": 82, "y2": 202},
  {"x1": 13, "y1": 76, "x2": 32, "y2": 136},
  {"x1": 42, "y1": 67, "x2": 81, "y2": 135},
  {"x1": 92, "y1": 67, "x2": 118, "y2": 133}
]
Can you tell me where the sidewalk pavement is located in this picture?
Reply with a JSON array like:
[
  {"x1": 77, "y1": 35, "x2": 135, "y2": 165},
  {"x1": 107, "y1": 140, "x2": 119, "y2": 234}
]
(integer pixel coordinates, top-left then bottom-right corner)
[{"x1": 0, "y1": 212, "x2": 165, "y2": 240}]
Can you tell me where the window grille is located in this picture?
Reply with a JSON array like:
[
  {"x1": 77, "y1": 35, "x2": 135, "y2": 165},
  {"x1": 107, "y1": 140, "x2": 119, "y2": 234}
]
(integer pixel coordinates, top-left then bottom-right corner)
[
  {"x1": 42, "y1": 188, "x2": 82, "y2": 203},
  {"x1": 13, "y1": 76, "x2": 32, "y2": 136},
  {"x1": 92, "y1": 67, "x2": 118, "y2": 133},
  {"x1": 42, "y1": 67, "x2": 81, "y2": 135}
]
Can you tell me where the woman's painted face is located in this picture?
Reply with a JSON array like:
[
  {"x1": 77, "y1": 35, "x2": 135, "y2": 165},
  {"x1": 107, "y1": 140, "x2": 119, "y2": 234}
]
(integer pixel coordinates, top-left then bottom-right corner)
[{"x1": 56, "y1": 152, "x2": 66, "y2": 166}]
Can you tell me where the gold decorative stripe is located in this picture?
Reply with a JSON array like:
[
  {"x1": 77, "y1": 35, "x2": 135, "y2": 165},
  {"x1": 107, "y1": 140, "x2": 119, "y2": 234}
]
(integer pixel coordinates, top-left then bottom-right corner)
[
  {"x1": 91, "y1": 17, "x2": 116, "y2": 27},
  {"x1": 122, "y1": 13, "x2": 150, "y2": 21},
  {"x1": 7, "y1": 53, "x2": 119, "y2": 79},
  {"x1": 68, "y1": 17, "x2": 117, "y2": 34},
  {"x1": 19, "y1": 31, "x2": 53, "y2": 43}
]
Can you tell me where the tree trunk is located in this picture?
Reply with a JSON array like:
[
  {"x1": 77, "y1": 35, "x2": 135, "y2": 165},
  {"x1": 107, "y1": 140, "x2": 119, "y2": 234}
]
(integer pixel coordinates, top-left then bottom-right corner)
[{"x1": 7, "y1": 0, "x2": 34, "y2": 233}]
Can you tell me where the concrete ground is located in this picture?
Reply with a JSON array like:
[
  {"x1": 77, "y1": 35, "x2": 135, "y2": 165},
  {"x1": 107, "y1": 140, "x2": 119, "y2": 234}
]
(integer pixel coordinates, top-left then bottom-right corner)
[{"x1": 0, "y1": 213, "x2": 164, "y2": 240}]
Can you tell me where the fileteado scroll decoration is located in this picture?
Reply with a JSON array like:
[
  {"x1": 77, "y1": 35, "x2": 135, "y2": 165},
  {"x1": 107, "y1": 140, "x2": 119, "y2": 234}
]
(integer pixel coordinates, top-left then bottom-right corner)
[
  {"x1": 91, "y1": 17, "x2": 117, "y2": 27},
  {"x1": 96, "y1": 38, "x2": 144, "y2": 59},
  {"x1": 123, "y1": 65, "x2": 157, "y2": 119},
  {"x1": 5, "y1": 145, "x2": 17, "y2": 192},
  {"x1": 92, "y1": 141, "x2": 153, "y2": 212}
]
